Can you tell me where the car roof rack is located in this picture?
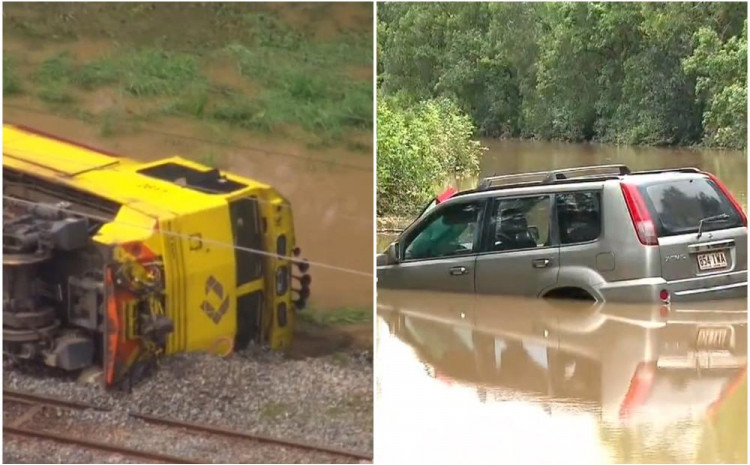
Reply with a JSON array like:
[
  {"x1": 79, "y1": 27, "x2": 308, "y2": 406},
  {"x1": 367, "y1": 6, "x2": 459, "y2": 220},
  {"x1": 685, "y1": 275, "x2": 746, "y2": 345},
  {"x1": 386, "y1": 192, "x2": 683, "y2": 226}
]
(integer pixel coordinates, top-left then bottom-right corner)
[
  {"x1": 629, "y1": 167, "x2": 702, "y2": 175},
  {"x1": 477, "y1": 164, "x2": 631, "y2": 191}
]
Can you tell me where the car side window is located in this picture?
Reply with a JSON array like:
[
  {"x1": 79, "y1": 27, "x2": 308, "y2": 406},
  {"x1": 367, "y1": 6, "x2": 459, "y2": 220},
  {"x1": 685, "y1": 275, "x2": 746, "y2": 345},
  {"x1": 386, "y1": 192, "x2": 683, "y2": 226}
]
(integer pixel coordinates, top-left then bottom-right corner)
[
  {"x1": 404, "y1": 201, "x2": 482, "y2": 260},
  {"x1": 556, "y1": 191, "x2": 602, "y2": 244},
  {"x1": 488, "y1": 195, "x2": 551, "y2": 252}
]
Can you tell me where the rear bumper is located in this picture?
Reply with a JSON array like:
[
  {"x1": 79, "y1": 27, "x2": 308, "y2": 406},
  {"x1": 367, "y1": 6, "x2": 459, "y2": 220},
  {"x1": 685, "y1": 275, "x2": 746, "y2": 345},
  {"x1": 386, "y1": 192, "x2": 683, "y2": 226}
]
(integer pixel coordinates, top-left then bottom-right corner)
[{"x1": 597, "y1": 270, "x2": 747, "y2": 303}]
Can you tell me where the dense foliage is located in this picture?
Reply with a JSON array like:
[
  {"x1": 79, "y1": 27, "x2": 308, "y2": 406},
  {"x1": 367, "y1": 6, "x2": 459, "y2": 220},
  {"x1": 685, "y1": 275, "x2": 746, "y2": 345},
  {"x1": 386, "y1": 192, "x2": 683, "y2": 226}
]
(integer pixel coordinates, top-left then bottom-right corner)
[
  {"x1": 379, "y1": 2, "x2": 747, "y2": 149},
  {"x1": 377, "y1": 96, "x2": 482, "y2": 216}
]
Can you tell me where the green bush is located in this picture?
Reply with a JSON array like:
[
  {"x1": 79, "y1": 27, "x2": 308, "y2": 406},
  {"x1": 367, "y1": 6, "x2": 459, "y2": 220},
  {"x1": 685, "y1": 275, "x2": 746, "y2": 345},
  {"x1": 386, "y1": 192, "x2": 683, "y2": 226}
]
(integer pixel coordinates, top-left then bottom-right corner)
[
  {"x1": 377, "y1": 96, "x2": 483, "y2": 216},
  {"x1": 683, "y1": 23, "x2": 747, "y2": 149}
]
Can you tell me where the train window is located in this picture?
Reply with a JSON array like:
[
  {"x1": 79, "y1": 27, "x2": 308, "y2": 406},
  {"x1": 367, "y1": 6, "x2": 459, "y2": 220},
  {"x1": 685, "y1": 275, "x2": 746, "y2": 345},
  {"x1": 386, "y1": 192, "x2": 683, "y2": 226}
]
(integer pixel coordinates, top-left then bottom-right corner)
[
  {"x1": 277, "y1": 302, "x2": 288, "y2": 327},
  {"x1": 230, "y1": 198, "x2": 264, "y2": 285},
  {"x1": 139, "y1": 162, "x2": 246, "y2": 194},
  {"x1": 276, "y1": 265, "x2": 289, "y2": 295},
  {"x1": 277, "y1": 235, "x2": 287, "y2": 257}
]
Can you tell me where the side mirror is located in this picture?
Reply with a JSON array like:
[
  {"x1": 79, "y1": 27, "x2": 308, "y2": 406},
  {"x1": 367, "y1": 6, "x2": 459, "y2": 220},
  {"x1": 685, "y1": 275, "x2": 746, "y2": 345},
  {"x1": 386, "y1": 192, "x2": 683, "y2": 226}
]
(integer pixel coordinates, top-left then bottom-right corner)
[
  {"x1": 378, "y1": 242, "x2": 400, "y2": 266},
  {"x1": 528, "y1": 226, "x2": 540, "y2": 243}
]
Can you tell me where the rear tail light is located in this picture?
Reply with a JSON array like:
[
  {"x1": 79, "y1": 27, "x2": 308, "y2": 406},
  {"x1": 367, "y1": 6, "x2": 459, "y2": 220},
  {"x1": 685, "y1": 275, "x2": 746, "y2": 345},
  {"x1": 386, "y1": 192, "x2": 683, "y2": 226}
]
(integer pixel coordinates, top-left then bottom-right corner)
[
  {"x1": 619, "y1": 362, "x2": 656, "y2": 419},
  {"x1": 620, "y1": 183, "x2": 658, "y2": 245},
  {"x1": 659, "y1": 289, "x2": 670, "y2": 302},
  {"x1": 704, "y1": 171, "x2": 747, "y2": 227}
]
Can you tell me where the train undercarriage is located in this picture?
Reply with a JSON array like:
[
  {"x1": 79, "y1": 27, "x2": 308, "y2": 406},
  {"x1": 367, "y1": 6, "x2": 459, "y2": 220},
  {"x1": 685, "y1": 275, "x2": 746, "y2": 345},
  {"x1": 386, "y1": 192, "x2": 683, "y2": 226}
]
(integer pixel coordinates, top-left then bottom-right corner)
[{"x1": 3, "y1": 197, "x2": 173, "y2": 385}]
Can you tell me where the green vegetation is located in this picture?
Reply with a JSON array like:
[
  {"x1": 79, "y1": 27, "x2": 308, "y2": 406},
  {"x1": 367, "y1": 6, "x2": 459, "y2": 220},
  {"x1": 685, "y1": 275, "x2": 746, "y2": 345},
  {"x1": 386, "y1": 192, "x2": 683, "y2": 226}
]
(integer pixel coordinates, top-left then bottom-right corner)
[
  {"x1": 33, "y1": 53, "x2": 76, "y2": 103},
  {"x1": 3, "y1": 57, "x2": 21, "y2": 95},
  {"x1": 377, "y1": 96, "x2": 482, "y2": 216},
  {"x1": 259, "y1": 400, "x2": 289, "y2": 420},
  {"x1": 684, "y1": 25, "x2": 748, "y2": 149},
  {"x1": 298, "y1": 306, "x2": 373, "y2": 326},
  {"x1": 3, "y1": 4, "x2": 372, "y2": 148},
  {"x1": 326, "y1": 394, "x2": 371, "y2": 417},
  {"x1": 226, "y1": 26, "x2": 372, "y2": 139},
  {"x1": 378, "y1": 2, "x2": 746, "y2": 149}
]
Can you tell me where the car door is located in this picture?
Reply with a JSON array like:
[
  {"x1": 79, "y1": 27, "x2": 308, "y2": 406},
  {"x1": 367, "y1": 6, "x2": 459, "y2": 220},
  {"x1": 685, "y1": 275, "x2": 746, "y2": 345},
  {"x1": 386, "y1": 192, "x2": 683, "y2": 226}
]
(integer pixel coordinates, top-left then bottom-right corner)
[
  {"x1": 378, "y1": 199, "x2": 485, "y2": 293},
  {"x1": 475, "y1": 194, "x2": 560, "y2": 297}
]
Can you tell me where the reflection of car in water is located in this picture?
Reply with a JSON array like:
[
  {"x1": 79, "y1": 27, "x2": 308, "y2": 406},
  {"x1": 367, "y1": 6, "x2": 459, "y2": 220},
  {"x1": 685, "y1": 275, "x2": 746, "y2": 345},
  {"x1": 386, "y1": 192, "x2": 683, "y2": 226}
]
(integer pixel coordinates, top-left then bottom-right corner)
[
  {"x1": 378, "y1": 165, "x2": 747, "y2": 303},
  {"x1": 378, "y1": 290, "x2": 747, "y2": 423}
]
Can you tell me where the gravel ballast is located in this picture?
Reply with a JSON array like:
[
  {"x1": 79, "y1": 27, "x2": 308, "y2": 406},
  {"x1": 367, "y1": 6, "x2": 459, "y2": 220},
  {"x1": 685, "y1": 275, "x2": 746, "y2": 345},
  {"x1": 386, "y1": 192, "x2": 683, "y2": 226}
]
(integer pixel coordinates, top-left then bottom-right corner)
[{"x1": 3, "y1": 345, "x2": 373, "y2": 463}]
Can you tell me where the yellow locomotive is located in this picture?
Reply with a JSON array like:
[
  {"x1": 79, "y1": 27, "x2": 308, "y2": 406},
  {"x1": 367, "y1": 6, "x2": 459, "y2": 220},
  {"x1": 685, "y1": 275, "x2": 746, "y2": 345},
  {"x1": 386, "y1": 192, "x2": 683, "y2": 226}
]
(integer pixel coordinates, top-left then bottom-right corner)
[{"x1": 3, "y1": 124, "x2": 310, "y2": 387}]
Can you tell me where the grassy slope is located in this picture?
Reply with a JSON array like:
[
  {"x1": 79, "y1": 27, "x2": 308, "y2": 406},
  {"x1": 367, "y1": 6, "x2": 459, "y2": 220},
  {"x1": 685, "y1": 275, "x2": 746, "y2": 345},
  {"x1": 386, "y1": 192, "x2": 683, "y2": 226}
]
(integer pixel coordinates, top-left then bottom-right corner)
[{"x1": 3, "y1": 3, "x2": 372, "y2": 150}]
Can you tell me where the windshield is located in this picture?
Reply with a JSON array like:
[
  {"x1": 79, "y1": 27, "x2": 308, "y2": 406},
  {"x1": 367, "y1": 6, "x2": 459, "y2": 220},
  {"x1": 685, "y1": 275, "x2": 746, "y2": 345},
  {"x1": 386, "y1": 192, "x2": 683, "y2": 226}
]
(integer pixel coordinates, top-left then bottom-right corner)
[{"x1": 640, "y1": 178, "x2": 743, "y2": 237}]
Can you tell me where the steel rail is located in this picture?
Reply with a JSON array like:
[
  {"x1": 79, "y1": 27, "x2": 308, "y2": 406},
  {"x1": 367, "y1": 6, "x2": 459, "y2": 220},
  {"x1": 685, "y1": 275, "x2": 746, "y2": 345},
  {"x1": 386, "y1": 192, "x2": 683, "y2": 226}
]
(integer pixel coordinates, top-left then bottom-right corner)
[
  {"x1": 132, "y1": 411, "x2": 373, "y2": 461},
  {"x1": 3, "y1": 388, "x2": 373, "y2": 462},
  {"x1": 4, "y1": 425, "x2": 200, "y2": 463},
  {"x1": 4, "y1": 390, "x2": 109, "y2": 411}
]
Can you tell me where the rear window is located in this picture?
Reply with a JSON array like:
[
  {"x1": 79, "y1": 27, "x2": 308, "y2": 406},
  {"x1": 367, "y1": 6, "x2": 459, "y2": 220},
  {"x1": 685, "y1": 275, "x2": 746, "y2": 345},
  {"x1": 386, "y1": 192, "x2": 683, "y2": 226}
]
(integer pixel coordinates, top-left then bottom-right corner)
[{"x1": 641, "y1": 178, "x2": 743, "y2": 237}]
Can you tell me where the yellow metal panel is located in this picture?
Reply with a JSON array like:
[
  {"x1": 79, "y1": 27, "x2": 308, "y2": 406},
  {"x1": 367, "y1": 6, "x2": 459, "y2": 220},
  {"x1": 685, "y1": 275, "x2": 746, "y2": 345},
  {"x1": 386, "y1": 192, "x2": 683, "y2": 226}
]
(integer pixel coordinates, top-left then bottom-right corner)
[
  {"x1": 3, "y1": 125, "x2": 262, "y2": 217},
  {"x1": 237, "y1": 279, "x2": 265, "y2": 296},
  {"x1": 4, "y1": 125, "x2": 124, "y2": 175},
  {"x1": 261, "y1": 190, "x2": 296, "y2": 350},
  {"x1": 169, "y1": 205, "x2": 238, "y2": 353},
  {"x1": 95, "y1": 205, "x2": 160, "y2": 245}
]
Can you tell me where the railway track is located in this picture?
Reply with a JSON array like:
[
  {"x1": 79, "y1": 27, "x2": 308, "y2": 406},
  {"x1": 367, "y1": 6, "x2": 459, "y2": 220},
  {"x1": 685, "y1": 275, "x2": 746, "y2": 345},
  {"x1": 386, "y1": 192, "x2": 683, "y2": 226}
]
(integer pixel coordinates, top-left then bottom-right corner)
[{"x1": 4, "y1": 389, "x2": 372, "y2": 463}]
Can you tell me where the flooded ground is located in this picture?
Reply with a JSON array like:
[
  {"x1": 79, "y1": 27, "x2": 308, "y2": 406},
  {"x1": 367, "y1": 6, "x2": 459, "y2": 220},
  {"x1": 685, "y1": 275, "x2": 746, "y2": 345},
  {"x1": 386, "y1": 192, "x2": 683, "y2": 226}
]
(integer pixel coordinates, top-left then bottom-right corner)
[
  {"x1": 377, "y1": 138, "x2": 747, "y2": 250},
  {"x1": 376, "y1": 290, "x2": 747, "y2": 463}
]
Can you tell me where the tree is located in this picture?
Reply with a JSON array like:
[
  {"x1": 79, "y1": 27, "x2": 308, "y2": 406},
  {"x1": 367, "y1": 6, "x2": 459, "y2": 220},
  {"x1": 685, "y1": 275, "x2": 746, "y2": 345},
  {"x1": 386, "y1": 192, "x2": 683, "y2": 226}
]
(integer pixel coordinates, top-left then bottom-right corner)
[{"x1": 377, "y1": 96, "x2": 482, "y2": 216}]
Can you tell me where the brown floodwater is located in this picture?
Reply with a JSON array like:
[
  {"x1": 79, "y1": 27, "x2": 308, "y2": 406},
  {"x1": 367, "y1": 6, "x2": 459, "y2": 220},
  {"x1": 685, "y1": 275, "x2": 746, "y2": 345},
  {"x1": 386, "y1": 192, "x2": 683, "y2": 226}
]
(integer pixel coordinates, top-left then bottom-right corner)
[
  {"x1": 377, "y1": 138, "x2": 747, "y2": 250},
  {"x1": 376, "y1": 289, "x2": 747, "y2": 463}
]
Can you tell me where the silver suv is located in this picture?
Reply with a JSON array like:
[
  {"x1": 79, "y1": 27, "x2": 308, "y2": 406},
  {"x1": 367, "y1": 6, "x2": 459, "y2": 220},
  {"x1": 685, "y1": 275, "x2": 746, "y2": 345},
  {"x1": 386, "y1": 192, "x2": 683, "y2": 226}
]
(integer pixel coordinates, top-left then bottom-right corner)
[{"x1": 377, "y1": 165, "x2": 748, "y2": 303}]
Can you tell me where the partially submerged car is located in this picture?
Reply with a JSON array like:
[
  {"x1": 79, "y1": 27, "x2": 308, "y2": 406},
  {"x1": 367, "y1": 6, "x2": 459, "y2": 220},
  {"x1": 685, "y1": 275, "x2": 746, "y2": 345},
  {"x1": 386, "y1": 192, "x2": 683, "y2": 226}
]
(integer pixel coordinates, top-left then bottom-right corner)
[{"x1": 377, "y1": 165, "x2": 747, "y2": 303}]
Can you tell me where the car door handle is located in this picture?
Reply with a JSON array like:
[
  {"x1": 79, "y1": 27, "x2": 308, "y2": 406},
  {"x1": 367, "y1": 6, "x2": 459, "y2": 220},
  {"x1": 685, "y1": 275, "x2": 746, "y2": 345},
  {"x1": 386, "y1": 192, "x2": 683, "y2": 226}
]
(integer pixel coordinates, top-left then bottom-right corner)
[
  {"x1": 449, "y1": 266, "x2": 468, "y2": 276},
  {"x1": 532, "y1": 258, "x2": 551, "y2": 268}
]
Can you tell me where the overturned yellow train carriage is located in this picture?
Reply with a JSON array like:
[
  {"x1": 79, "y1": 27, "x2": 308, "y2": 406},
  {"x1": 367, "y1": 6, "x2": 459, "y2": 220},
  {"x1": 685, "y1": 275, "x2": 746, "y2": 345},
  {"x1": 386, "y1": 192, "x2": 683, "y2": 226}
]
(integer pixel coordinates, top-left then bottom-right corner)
[{"x1": 3, "y1": 124, "x2": 310, "y2": 387}]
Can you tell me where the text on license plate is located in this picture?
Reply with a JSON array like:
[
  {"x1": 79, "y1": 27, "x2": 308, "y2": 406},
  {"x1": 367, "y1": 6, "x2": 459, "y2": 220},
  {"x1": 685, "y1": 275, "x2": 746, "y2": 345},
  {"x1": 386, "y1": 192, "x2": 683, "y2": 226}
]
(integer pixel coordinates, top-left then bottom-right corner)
[
  {"x1": 696, "y1": 326, "x2": 732, "y2": 350},
  {"x1": 697, "y1": 251, "x2": 728, "y2": 271}
]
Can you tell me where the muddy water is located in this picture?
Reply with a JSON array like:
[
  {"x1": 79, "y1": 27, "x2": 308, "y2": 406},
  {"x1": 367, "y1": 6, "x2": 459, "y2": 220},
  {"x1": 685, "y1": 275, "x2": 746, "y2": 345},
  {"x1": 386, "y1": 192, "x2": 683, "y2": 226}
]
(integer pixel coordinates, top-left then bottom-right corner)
[
  {"x1": 376, "y1": 290, "x2": 747, "y2": 464},
  {"x1": 377, "y1": 139, "x2": 747, "y2": 251},
  {"x1": 3, "y1": 107, "x2": 373, "y2": 309}
]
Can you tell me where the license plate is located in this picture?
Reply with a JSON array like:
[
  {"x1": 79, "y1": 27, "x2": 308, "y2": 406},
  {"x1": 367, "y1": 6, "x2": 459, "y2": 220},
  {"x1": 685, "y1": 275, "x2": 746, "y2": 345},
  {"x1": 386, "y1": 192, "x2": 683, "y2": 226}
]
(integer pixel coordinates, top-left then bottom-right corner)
[
  {"x1": 696, "y1": 326, "x2": 732, "y2": 350},
  {"x1": 697, "y1": 251, "x2": 728, "y2": 271}
]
